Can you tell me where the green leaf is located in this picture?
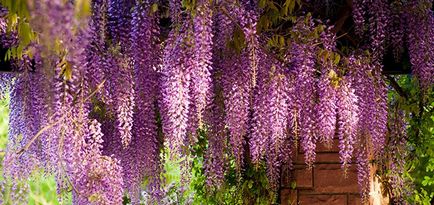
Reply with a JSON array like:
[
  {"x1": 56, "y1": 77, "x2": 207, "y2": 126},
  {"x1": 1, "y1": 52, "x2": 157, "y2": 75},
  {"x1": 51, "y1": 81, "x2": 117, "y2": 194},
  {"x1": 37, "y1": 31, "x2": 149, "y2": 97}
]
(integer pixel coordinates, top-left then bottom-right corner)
[
  {"x1": 333, "y1": 54, "x2": 341, "y2": 65},
  {"x1": 151, "y1": 3, "x2": 159, "y2": 13}
]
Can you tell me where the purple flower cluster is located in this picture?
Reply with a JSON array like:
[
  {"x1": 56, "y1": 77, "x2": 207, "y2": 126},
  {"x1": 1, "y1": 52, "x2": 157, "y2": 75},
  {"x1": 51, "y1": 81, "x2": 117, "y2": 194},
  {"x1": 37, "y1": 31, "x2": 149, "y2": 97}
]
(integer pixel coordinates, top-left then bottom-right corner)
[
  {"x1": 191, "y1": 0, "x2": 214, "y2": 135},
  {"x1": 356, "y1": 144, "x2": 370, "y2": 202},
  {"x1": 352, "y1": 0, "x2": 366, "y2": 35},
  {"x1": 107, "y1": 0, "x2": 134, "y2": 51},
  {"x1": 0, "y1": 9, "x2": 18, "y2": 48},
  {"x1": 222, "y1": 52, "x2": 252, "y2": 171},
  {"x1": 316, "y1": 28, "x2": 337, "y2": 146},
  {"x1": 388, "y1": 110, "x2": 408, "y2": 203},
  {"x1": 160, "y1": 23, "x2": 193, "y2": 157},
  {"x1": 368, "y1": 0, "x2": 390, "y2": 60},
  {"x1": 128, "y1": 1, "x2": 162, "y2": 201},
  {"x1": 336, "y1": 78, "x2": 359, "y2": 168},
  {"x1": 348, "y1": 55, "x2": 386, "y2": 157},
  {"x1": 3, "y1": 0, "x2": 431, "y2": 203},
  {"x1": 72, "y1": 120, "x2": 124, "y2": 205},
  {"x1": 290, "y1": 42, "x2": 318, "y2": 167},
  {"x1": 406, "y1": 0, "x2": 434, "y2": 88},
  {"x1": 204, "y1": 77, "x2": 227, "y2": 190}
]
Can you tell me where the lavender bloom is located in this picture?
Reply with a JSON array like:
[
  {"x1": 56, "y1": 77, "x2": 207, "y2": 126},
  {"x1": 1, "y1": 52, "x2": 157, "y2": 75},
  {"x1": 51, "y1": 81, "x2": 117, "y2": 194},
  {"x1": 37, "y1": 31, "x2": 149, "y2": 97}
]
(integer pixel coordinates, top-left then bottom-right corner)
[
  {"x1": 107, "y1": 0, "x2": 134, "y2": 51},
  {"x1": 204, "y1": 78, "x2": 227, "y2": 190},
  {"x1": 290, "y1": 43, "x2": 318, "y2": 167},
  {"x1": 316, "y1": 29, "x2": 337, "y2": 145},
  {"x1": 388, "y1": 110, "x2": 408, "y2": 203},
  {"x1": 222, "y1": 52, "x2": 252, "y2": 171},
  {"x1": 73, "y1": 120, "x2": 124, "y2": 205},
  {"x1": 266, "y1": 65, "x2": 290, "y2": 191},
  {"x1": 388, "y1": 3, "x2": 406, "y2": 61},
  {"x1": 337, "y1": 78, "x2": 359, "y2": 168},
  {"x1": 406, "y1": 0, "x2": 434, "y2": 89},
  {"x1": 371, "y1": 64, "x2": 387, "y2": 156},
  {"x1": 191, "y1": 0, "x2": 213, "y2": 131},
  {"x1": 250, "y1": 67, "x2": 270, "y2": 164},
  {"x1": 85, "y1": 0, "x2": 107, "y2": 94},
  {"x1": 356, "y1": 144, "x2": 370, "y2": 203},
  {"x1": 316, "y1": 72, "x2": 337, "y2": 146},
  {"x1": 348, "y1": 55, "x2": 387, "y2": 157},
  {"x1": 232, "y1": 3, "x2": 260, "y2": 87},
  {"x1": 368, "y1": 0, "x2": 389, "y2": 60},
  {"x1": 203, "y1": 9, "x2": 233, "y2": 189},
  {"x1": 102, "y1": 52, "x2": 135, "y2": 148},
  {"x1": 115, "y1": 61, "x2": 135, "y2": 148},
  {"x1": 352, "y1": 0, "x2": 366, "y2": 35},
  {"x1": 126, "y1": 1, "x2": 163, "y2": 202},
  {"x1": 161, "y1": 23, "x2": 193, "y2": 157}
]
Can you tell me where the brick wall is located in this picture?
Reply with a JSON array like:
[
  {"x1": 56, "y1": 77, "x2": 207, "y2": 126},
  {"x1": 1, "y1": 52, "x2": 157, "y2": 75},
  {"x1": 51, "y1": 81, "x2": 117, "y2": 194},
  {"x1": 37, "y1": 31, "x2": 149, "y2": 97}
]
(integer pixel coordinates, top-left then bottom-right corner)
[{"x1": 280, "y1": 138, "x2": 363, "y2": 205}]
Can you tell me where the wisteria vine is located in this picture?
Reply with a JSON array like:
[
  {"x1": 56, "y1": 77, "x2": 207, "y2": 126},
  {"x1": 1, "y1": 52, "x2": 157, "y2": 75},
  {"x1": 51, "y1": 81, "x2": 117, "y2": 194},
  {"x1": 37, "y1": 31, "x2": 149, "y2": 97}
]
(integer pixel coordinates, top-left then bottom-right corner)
[{"x1": 0, "y1": 0, "x2": 432, "y2": 204}]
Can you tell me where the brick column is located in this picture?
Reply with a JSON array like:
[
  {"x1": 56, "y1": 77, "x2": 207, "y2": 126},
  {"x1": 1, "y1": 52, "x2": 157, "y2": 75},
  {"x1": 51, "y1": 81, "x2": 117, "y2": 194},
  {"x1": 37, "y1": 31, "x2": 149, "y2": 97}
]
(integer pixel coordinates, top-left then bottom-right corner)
[{"x1": 280, "y1": 138, "x2": 363, "y2": 205}]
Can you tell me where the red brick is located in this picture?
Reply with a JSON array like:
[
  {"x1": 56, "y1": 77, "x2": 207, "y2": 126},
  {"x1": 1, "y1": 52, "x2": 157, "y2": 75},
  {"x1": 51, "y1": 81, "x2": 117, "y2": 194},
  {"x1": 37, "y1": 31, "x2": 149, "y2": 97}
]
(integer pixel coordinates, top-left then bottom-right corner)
[
  {"x1": 298, "y1": 194, "x2": 346, "y2": 205},
  {"x1": 316, "y1": 153, "x2": 340, "y2": 163},
  {"x1": 313, "y1": 164, "x2": 359, "y2": 193},
  {"x1": 295, "y1": 151, "x2": 306, "y2": 164},
  {"x1": 281, "y1": 166, "x2": 294, "y2": 187},
  {"x1": 294, "y1": 166, "x2": 313, "y2": 189},
  {"x1": 348, "y1": 194, "x2": 362, "y2": 205},
  {"x1": 280, "y1": 189, "x2": 297, "y2": 205},
  {"x1": 316, "y1": 139, "x2": 340, "y2": 153}
]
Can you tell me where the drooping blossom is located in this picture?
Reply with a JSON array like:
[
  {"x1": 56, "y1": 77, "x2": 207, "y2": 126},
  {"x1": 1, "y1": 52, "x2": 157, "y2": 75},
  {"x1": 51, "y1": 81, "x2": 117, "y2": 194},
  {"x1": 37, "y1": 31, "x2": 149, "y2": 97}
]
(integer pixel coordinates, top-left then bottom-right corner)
[
  {"x1": 316, "y1": 28, "x2": 337, "y2": 145},
  {"x1": 160, "y1": 22, "x2": 193, "y2": 157},
  {"x1": 190, "y1": 0, "x2": 213, "y2": 133},
  {"x1": 289, "y1": 42, "x2": 317, "y2": 167},
  {"x1": 406, "y1": 0, "x2": 434, "y2": 89},
  {"x1": 336, "y1": 78, "x2": 359, "y2": 168}
]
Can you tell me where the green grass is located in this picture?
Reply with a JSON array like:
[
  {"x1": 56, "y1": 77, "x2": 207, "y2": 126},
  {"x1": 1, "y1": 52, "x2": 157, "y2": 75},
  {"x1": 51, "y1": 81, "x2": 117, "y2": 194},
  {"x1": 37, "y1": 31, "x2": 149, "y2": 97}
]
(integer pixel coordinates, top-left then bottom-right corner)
[{"x1": 0, "y1": 96, "x2": 9, "y2": 155}]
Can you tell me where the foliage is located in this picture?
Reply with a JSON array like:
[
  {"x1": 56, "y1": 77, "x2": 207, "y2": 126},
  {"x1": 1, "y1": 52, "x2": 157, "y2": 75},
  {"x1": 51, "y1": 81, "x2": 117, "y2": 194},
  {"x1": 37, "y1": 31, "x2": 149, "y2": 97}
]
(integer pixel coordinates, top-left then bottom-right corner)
[{"x1": 400, "y1": 77, "x2": 434, "y2": 204}]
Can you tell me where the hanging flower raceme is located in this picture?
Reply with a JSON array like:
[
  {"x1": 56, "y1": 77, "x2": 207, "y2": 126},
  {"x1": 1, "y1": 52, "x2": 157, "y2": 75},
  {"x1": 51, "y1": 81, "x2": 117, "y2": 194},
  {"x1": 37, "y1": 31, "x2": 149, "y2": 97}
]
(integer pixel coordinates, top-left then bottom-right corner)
[
  {"x1": 204, "y1": 75, "x2": 227, "y2": 190},
  {"x1": 190, "y1": 0, "x2": 213, "y2": 133},
  {"x1": 387, "y1": 2, "x2": 406, "y2": 61},
  {"x1": 388, "y1": 109, "x2": 408, "y2": 203},
  {"x1": 316, "y1": 28, "x2": 338, "y2": 146},
  {"x1": 250, "y1": 54, "x2": 290, "y2": 169},
  {"x1": 347, "y1": 55, "x2": 386, "y2": 157},
  {"x1": 352, "y1": 0, "x2": 366, "y2": 35},
  {"x1": 85, "y1": 0, "x2": 107, "y2": 94},
  {"x1": 289, "y1": 42, "x2": 318, "y2": 167},
  {"x1": 222, "y1": 51, "x2": 252, "y2": 171},
  {"x1": 72, "y1": 120, "x2": 124, "y2": 205},
  {"x1": 368, "y1": 0, "x2": 389, "y2": 60},
  {"x1": 257, "y1": 61, "x2": 290, "y2": 191},
  {"x1": 114, "y1": 56, "x2": 135, "y2": 148},
  {"x1": 406, "y1": 0, "x2": 434, "y2": 89},
  {"x1": 230, "y1": 2, "x2": 260, "y2": 87},
  {"x1": 356, "y1": 144, "x2": 370, "y2": 203},
  {"x1": 336, "y1": 78, "x2": 359, "y2": 168},
  {"x1": 371, "y1": 64, "x2": 388, "y2": 156},
  {"x1": 3, "y1": 58, "x2": 43, "y2": 180},
  {"x1": 123, "y1": 1, "x2": 163, "y2": 202},
  {"x1": 160, "y1": 23, "x2": 193, "y2": 157},
  {"x1": 107, "y1": 0, "x2": 134, "y2": 51},
  {"x1": 352, "y1": 0, "x2": 390, "y2": 60},
  {"x1": 203, "y1": 9, "x2": 233, "y2": 189}
]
